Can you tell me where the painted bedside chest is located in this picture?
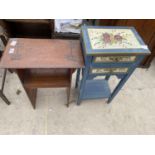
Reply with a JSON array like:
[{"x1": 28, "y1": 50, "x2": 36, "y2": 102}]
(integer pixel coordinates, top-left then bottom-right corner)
[{"x1": 75, "y1": 25, "x2": 150, "y2": 105}]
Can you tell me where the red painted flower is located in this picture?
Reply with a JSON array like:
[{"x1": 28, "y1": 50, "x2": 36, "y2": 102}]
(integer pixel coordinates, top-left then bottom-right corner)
[{"x1": 103, "y1": 33, "x2": 111, "y2": 44}]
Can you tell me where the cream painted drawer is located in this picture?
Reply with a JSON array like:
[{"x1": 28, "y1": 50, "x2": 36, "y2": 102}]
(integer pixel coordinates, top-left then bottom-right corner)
[
  {"x1": 91, "y1": 67, "x2": 129, "y2": 74},
  {"x1": 94, "y1": 56, "x2": 136, "y2": 63}
]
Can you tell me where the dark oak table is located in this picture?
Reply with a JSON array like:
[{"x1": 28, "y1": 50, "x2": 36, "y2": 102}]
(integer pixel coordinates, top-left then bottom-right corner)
[{"x1": 0, "y1": 38, "x2": 84, "y2": 109}]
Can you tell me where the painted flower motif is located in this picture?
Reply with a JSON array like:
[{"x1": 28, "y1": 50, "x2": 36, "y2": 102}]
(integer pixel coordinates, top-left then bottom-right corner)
[
  {"x1": 102, "y1": 32, "x2": 124, "y2": 45},
  {"x1": 103, "y1": 33, "x2": 111, "y2": 44},
  {"x1": 114, "y1": 34, "x2": 123, "y2": 42}
]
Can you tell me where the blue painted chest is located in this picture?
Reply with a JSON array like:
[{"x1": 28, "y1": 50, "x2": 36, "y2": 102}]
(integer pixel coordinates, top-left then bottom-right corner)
[{"x1": 75, "y1": 25, "x2": 150, "y2": 105}]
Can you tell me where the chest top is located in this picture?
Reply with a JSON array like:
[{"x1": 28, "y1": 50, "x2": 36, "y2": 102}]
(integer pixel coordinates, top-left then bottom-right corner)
[
  {"x1": 81, "y1": 26, "x2": 150, "y2": 55},
  {"x1": 0, "y1": 38, "x2": 84, "y2": 69}
]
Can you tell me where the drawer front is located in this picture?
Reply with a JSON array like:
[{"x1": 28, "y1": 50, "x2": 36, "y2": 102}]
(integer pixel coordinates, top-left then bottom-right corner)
[
  {"x1": 91, "y1": 67, "x2": 129, "y2": 74},
  {"x1": 94, "y1": 56, "x2": 136, "y2": 63}
]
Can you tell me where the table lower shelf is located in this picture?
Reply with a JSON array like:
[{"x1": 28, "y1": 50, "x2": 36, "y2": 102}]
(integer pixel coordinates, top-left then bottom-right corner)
[
  {"x1": 24, "y1": 75, "x2": 70, "y2": 88},
  {"x1": 81, "y1": 79, "x2": 111, "y2": 100},
  {"x1": 17, "y1": 68, "x2": 71, "y2": 88}
]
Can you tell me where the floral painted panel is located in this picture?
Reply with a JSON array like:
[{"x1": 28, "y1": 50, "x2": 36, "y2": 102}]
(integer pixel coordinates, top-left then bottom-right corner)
[
  {"x1": 88, "y1": 28, "x2": 142, "y2": 49},
  {"x1": 94, "y1": 56, "x2": 136, "y2": 63},
  {"x1": 91, "y1": 67, "x2": 129, "y2": 74}
]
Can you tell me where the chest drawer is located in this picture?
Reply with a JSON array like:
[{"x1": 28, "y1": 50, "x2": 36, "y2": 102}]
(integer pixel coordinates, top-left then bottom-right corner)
[
  {"x1": 90, "y1": 67, "x2": 129, "y2": 74},
  {"x1": 93, "y1": 56, "x2": 137, "y2": 63}
]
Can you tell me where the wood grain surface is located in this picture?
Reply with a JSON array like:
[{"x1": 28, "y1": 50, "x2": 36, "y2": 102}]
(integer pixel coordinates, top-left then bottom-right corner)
[{"x1": 0, "y1": 38, "x2": 84, "y2": 68}]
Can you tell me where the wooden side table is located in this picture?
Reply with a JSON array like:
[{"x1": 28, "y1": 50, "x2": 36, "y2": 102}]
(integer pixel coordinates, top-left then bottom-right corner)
[{"x1": 0, "y1": 38, "x2": 84, "y2": 109}]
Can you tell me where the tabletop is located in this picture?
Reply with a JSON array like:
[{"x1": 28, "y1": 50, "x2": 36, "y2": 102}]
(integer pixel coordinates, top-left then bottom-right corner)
[
  {"x1": 0, "y1": 38, "x2": 84, "y2": 68},
  {"x1": 81, "y1": 26, "x2": 150, "y2": 55}
]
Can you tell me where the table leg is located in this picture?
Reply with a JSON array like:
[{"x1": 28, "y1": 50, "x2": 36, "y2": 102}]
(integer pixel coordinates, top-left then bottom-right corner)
[
  {"x1": 107, "y1": 69, "x2": 135, "y2": 103},
  {"x1": 77, "y1": 68, "x2": 88, "y2": 105},
  {"x1": 16, "y1": 69, "x2": 37, "y2": 109},
  {"x1": 66, "y1": 87, "x2": 70, "y2": 107},
  {"x1": 25, "y1": 87, "x2": 37, "y2": 109},
  {"x1": 107, "y1": 56, "x2": 144, "y2": 103},
  {"x1": 0, "y1": 69, "x2": 11, "y2": 105},
  {"x1": 0, "y1": 91, "x2": 11, "y2": 105},
  {"x1": 75, "y1": 68, "x2": 80, "y2": 88},
  {"x1": 66, "y1": 69, "x2": 73, "y2": 107}
]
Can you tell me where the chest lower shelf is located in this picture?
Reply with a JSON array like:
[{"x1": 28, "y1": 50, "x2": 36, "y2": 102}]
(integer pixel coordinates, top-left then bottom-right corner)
[{"x1": 80, "y1": 79, "x2": 111, "y2": 100}]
